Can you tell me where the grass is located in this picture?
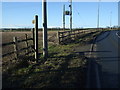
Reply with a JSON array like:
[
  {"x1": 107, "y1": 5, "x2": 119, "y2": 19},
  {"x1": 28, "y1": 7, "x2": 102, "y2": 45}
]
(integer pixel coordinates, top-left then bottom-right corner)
[
  {"x1": 2, "y1": 30, "x2": 103, "y2": 88},
  {"x1": 3, "y1": 43, "x2": 88, "y2": 88}
]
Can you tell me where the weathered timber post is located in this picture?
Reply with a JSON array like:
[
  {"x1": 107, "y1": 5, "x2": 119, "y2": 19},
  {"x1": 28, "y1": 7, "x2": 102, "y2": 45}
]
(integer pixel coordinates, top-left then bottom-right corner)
[
  {"x1": 77, "y1": 30, "x2": 79, "y2": 36},
  {"x1": 42, "y1": 0, "x2": 48, "y2": 59},
  {"x1": 13, "y1": 37, "x2": 18, "y2": 60},
  {"x1": 79, "y1": 30, "x2": 80, "y2": 36},
  {"x1": 31, "y1": 28, "x2": 35, "y2": 48},
  {"x1": 68, "y1": 31, "x2": 71, "y2": 42},
  {"x1": 70, "y1": 31, "x2": 72, "y2": 40},
  {"x1": 74, "y1": 30, "x2": 75, "y2": 40},
  {"x1": 57, "y1": 31, "x2": 60, "y2": 44},
  {"x1": 61, "y1": 33, "x2": 64, "y2": 44},
  {"x1": 34, "y1": 15, "x2": 39, "y2": 62},
  {"x1": 83, "y1": 30, "x2": 85, "y2": 34},
  {"x1": 25, "y1": 34, "x2": 29, "y2": 54}
]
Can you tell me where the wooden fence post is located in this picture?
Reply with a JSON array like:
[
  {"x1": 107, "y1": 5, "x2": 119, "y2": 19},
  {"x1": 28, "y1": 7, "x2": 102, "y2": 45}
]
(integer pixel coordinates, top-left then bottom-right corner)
[
  {"x1": 78, "y1": 30, "x2": 79, "y2": 36},
  {"x1": 83, "y1": 30, "x2": 85, "y2": 34},
  {"x1": 57, "y1": 31, "x2": 60, "y2": 44},
  {"x1": 34, "y1": 15, "x2": 39, "y2": 62},
  {"x1": 32, "y1": 28, "x2": 35, "y2": 49},
  {"x1": 25, "y1": 34, "x2": 29, "y2": 54},
  {"x1": 68, "y1": 31, "x2": 70, "y2": 39},
  {"x1": 13, "y1": 37, "x2": 18, "y2": 60},
  {"x1": 68, "y1": 31, "x2": 71, "y2": 42},
  {"x1": 31, "y1": 28, "x2": 35, "y2": 48},
  {"x1": 61, "y1": 33, "x2": 65, "y2": 43},
  {"x1": 74, "y1": 30, "x2": 75, "y2": 39}
]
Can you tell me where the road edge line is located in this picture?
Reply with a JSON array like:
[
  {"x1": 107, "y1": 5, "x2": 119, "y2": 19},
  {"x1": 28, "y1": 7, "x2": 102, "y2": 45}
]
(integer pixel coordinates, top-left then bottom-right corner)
[
  {"x1": 93, "y1": 34, "x2": 101, "y2": 89},
  {"x1": 86, "y1": 31, "x2": 102, "y2": 88},
  {"x1": 85, "y1": 42, "x2": 94, "y2": 88},
  {"x1": 116, "y1": 32, "x2": 120, "y2": 38}
]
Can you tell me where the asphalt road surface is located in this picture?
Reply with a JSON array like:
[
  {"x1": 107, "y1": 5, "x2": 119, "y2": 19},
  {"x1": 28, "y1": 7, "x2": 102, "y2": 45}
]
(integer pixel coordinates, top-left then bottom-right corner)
[{"x1": 94, "y1": 30, "x2": 120, "y2": 88}]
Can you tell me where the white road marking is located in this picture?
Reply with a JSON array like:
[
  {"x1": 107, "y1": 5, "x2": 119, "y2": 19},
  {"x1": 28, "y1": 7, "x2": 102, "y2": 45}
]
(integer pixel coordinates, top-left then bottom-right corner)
[
  {"x1": 86, "y1": 37, "x2": 101, "y2": 88},
  {"x1": 116, "y1": 32, "x2": 120, "y2": 38}
]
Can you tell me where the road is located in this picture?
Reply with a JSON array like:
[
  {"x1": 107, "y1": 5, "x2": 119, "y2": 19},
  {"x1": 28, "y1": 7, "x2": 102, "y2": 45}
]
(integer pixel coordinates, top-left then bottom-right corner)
[{"x1": 93, "y1": 30, "x2": 120, "y2": 88}]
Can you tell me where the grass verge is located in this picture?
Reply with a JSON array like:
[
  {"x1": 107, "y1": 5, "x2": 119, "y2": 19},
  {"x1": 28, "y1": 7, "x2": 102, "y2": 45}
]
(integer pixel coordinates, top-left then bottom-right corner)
[{"x1": 2, "y1": 30, "x2": 103, "y2": 88}]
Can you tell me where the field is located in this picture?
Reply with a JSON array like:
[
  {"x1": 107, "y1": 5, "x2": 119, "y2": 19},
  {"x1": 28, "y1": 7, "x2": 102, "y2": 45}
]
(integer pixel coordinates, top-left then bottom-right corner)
[
  {"x1": 2, "y1": 30, "x2": 103, "y2": 88},
  {"x1": 2, "y1": 31, "x2": 58, "y2": 72}
]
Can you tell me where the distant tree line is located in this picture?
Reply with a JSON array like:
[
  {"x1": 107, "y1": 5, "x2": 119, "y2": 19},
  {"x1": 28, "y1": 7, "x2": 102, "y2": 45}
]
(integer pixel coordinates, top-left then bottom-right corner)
[{"x1": 1, "y1": 26, "x2": 119, "y2": 32}]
